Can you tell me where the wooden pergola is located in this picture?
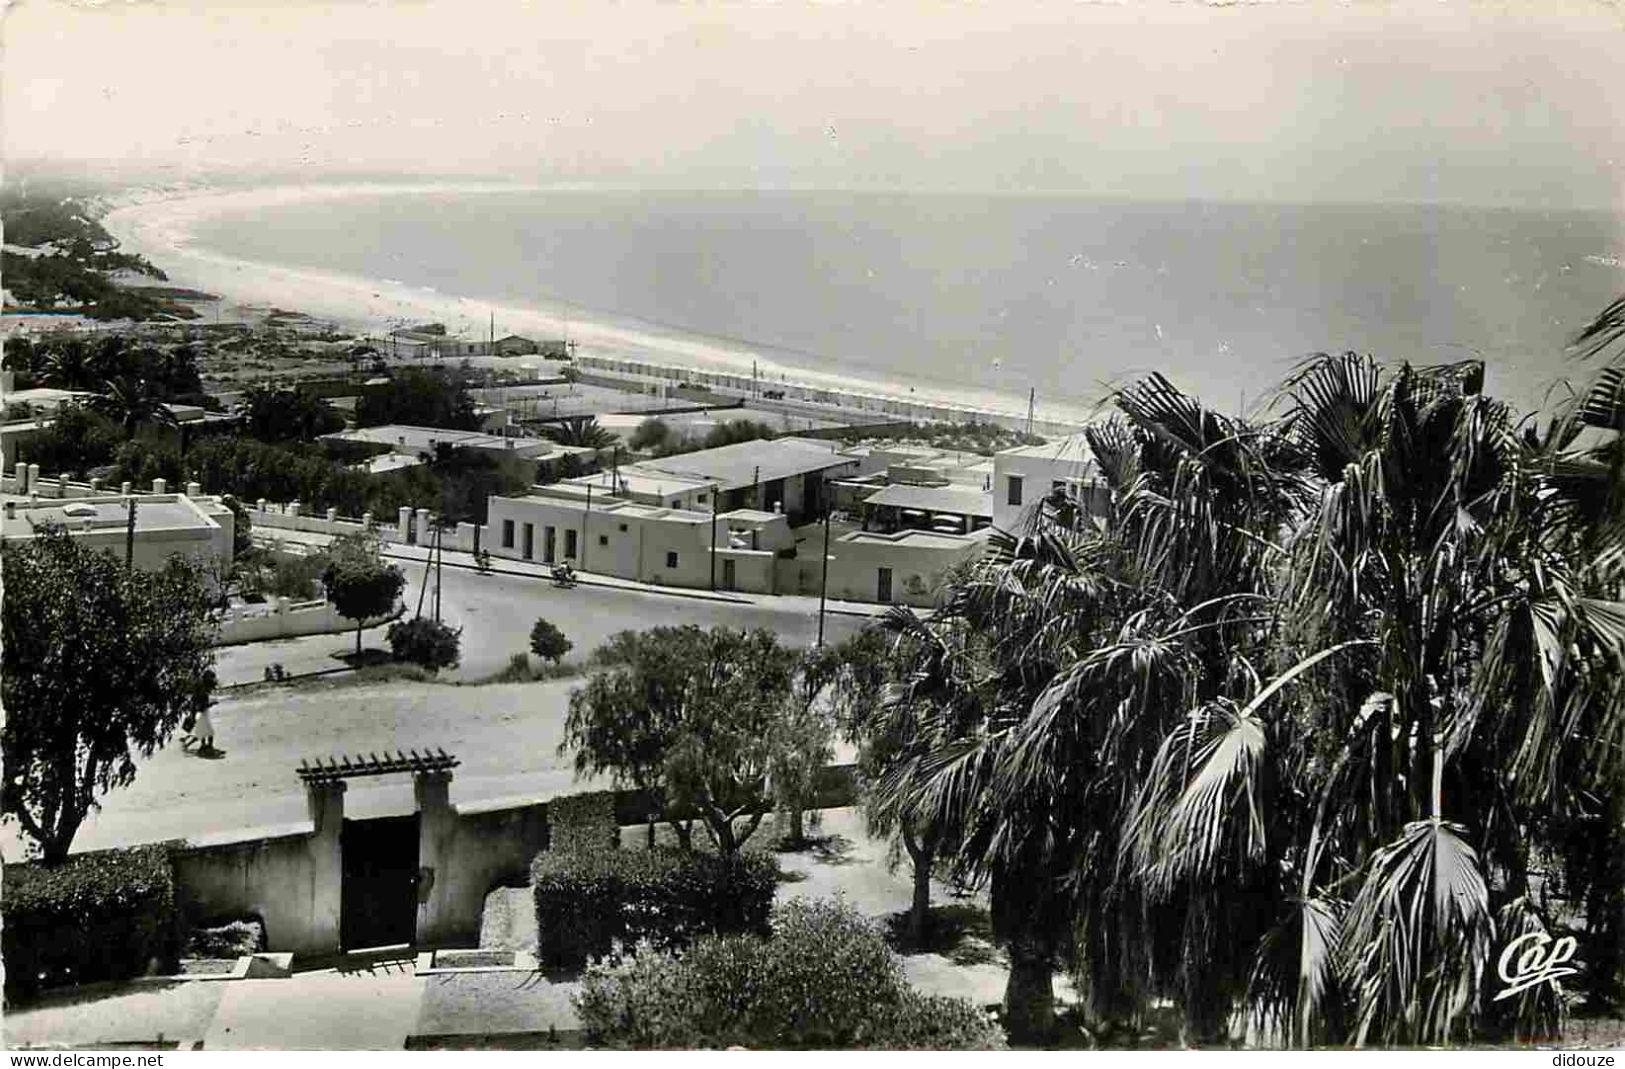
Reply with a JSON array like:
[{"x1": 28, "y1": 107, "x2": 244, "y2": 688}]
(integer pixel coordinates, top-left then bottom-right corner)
[{"x1": 296, "y1": 748, "x2": 460, "y2": 785}]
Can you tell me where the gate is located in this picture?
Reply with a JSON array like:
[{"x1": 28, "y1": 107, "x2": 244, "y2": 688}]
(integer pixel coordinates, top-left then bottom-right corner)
[{"x1": 340, "y1": 813, "x2": 421, "y2": 950}]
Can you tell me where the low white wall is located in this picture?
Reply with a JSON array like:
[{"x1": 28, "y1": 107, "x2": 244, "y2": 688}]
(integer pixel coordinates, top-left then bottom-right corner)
[{"x1": 213, "y1": 598, "x2": 404, "y2": 646}]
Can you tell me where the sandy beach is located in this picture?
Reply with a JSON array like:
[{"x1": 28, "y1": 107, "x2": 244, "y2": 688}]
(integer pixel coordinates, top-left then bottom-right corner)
[{"x1": 98, "y1": 183, "x2": 1097, "y2": 427}]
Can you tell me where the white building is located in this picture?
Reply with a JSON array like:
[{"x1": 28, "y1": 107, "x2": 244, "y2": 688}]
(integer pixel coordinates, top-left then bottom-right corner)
[
  {"x1": 991, "y1": 434, "x2": 1108, "y2": 533},
  {"x1": 485, "y1": 486, "x2": 793, "y2": 593},
  {"x1": 1, "y1": 491, "x2": 236, "y2": 576}
]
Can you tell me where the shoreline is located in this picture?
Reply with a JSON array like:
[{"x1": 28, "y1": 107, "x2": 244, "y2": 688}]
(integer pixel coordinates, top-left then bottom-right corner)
[{"x1": 97, "y1": 182, "x2": 1098, "y2": 429}]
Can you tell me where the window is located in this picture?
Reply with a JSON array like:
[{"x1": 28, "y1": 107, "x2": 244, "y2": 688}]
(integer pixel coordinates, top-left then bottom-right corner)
[
  {"x1": 1007, "y1": 475, "x2": 1024, "y2": 507},
  {"x1": 598, "y1": 534, "x2": 608, "y2": 547},
  {"x1": 501, "y1": 519, "x2": 515, "y2": 548},
  {"x1": 565, "y1": 529, "x2": 578, "y2": 558},
  {"x1": 665, "y1": 551, "x2": 679, "y2": 569},
  {"x1": 697, "y1": 493, "x2": 708, "y2": 504},
  {"x1": 618, "y1": 523, "x2": 628, "y2": 532}
]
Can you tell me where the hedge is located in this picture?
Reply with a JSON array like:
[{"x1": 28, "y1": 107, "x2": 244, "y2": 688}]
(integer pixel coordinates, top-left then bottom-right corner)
[
  {"x1": 2, "y1": 843, "x2": 180, "y2": 999},
  {"x1": 546, "y1": 790, "x2": 618, "y2": 855},
  {"x1": 575, "y1": 898, "x2": 1006, "y2": 1049},
  {"x1": 531, "y1": 846, "x2": 776, "y2": 968}
]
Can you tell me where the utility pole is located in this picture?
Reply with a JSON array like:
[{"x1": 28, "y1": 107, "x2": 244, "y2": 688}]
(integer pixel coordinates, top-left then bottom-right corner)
[
  {"x1": 709, "y1": 488, "x2": 719, "y2": 590},
  {"x1": 816, "y1": 500, "x2": 832, "y2": 647},
  {"x1": 581, "y1": 482, "x2": 593, "y2": 572},
  {"x1": 124, "y1": 497, "x2": 137, "y2": 570},
  {"x1": 1026, "y1": 387, "x2": 1035, "y2": 440},
  {"x1": 433, "y1": 524, "x2": 443, "y2": 624}
]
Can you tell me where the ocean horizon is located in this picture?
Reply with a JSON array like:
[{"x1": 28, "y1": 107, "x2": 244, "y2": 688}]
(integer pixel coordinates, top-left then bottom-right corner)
[{"x1": 147, "y1": 188, "x2": 1625, "y2": 418}]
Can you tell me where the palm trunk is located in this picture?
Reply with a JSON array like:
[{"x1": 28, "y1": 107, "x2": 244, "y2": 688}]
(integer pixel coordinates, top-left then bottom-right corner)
[
  {"x1": 786, "y1": 806, "x2": 805, "y2": 846},
  {"x1": 902, "y1": 826, "x2": 935, "y2": 946},
  {"x1": 1003, "y1": 938, "x2": 1057, "y2": 1045},
  {"x1": 356, "y1": 622, "x2": 363, "y2": 656}
]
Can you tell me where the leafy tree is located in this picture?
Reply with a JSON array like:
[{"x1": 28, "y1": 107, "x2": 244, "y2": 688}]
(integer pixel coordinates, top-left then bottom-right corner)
[
  {"x1": 319, "y1": 531, "x2": 405, "y2": 655},
  {"x1": 529, "y1": 617, "x2": 573, "y2": 665},
  {"x1": 16, "y1": 403, "x2": 123, "y2": 478},
  {"x1": 776, "y1": 630, "x2": 891, "y2": 847},
  {"x1": 702, "y1": 419, "x2": 778, "y2": 450},
  {"x1": 629, "y1": 417, "x2": 673, "y2": 453},
  {"x1": 561, "y1": 626, "x2": 802, "y2": 854},
  {"x1": 240, "y1": 384, "x2": 346, "y2": 443},
  {"x1": 386, "y1": 616, "x2": 462, "y2": 673},
  {"x1": 354, "y1": 368, "x2": 479, "y2": 430},
  {"x1": 1, "y1": 526, "x2": 217, "y2": 862}
]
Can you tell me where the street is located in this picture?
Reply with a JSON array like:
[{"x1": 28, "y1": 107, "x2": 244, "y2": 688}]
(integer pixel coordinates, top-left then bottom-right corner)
[{"x1": 216, "y1": 553, "x2": 871, "y2": 685}]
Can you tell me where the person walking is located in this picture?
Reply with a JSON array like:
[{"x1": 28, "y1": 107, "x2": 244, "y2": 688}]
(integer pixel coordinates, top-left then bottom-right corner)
[{"x1": 192, "y1": 700, "x2": 218, "y2": 757}]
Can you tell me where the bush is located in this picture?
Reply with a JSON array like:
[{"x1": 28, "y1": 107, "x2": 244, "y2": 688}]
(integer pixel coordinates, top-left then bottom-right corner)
[
  {"x1": 386, "y1": 616, "x2": 461, "y2": 672},
  {"x1": 575, "y1": 898, "x2": 1005, "y2": 1049},
  {"x1": 531, "y1": 845, "x2": 777, "y2": 968},
  {"x1": 547, "y1": 790, "x2": 619, "y2": 855},
  {"x1": 529, "y1": 617, "x2": 573, "y2": 665},
  {"x1": 186, "y1": 918, "x2": 265, "y2": 959},
  {"x1": 2, "y1": 844, "x2": 180, "y2": 999}
]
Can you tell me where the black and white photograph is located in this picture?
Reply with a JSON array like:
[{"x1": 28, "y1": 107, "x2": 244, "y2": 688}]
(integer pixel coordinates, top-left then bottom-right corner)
[{"x1": 1, "y1": 0, "x2": 1623, "y2": 1056}]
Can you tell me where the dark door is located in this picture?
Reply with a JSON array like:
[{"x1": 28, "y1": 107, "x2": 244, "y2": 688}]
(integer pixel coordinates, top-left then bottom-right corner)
[
  {"x1": 341, "y1": 814, "x2": 420, "y2": 950},
  {"x1": 721, "y1": 559, "x2": 736, "y2": 590},
  {"x1": 544, "y1": 526, "x2": 557, "y2": 564},
  {"x1": 878, "y1": 567, "x2": 893, "y2": 603},
  {"x1": 522, "y1": 522, "x2": 535, "y2": 560}
]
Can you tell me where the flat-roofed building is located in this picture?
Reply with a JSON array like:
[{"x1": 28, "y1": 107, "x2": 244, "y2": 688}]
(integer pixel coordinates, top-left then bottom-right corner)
[
  {"x1": 992, "y1": 434, "x2": 1109, "y2": 533},
  {"x1": 485, "y1": 486, "x2": 792, "y2": 593},
  {"x1": 624, "y1": 437, "x2": 861, "y2": 523},
  {"x1": 321, "y1": 424, "x2": 555, "y2": 462},
  {"x1": 1, "y1": 491, "x2": 235, "y2": 576},
  {"x1": 825, "y1": 527, "x2": 989, "y2": 607}
]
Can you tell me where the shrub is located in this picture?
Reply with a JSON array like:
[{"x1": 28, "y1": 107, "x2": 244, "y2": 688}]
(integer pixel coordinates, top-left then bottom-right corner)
[
  {"x1": 529, "y1": 617, "x2": 573, "y2": 665},
  {"x1": 186, "y1": 918, "x2": 265, "y2": 959},
  {"x1": 1, "y1": 844, "x2": 180, "y2": 999},
  {"x1": 531, "y1": 845, "x2": 777, "y2": 968},
  {"x1": 386, "y1": 616, "x2": 461, "y2": 672},
  {"x1": 575, "y1": 898, "x2": 1005, "y2": 1049},
  {"x1": 547, "y1": 790, "x2": 618, "y2": 855}
]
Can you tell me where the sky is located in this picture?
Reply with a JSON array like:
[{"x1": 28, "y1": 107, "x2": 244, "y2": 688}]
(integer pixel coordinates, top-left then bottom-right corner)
[{"x1": 3, "y1": 0, "x2": 1623, "y2": 208}]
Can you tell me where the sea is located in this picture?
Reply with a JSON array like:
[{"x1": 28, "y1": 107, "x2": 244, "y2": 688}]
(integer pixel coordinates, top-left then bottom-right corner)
[{"x1": 184, "y1": 189, "x2": 1625, "y2": 418}]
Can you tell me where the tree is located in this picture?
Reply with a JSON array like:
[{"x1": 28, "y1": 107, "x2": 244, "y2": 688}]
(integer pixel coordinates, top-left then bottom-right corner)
[
  {"x1": 561, "y1": 626, "x2": 802, "y2": 854},
  {"x1": 319, "y1": 531, "x2": 405, "y2": 655},
  {"x1": 1, "y1": 526, "x2": 218, "y2": 862},
  {"x1": 529, "y1": 617, "x2": 573, "y2": 666},
  {"x1": 240, "y1": 384, "x2": 345, "y2": 443},
  {"x1": 777, "y1": 630, "x2": 891, "y2": 848},
  {"x1": 629, "y1": 417, "x2": 674, "y2": 454},
  {"x1": 543, "y1": 415, "x2": 615, "y2": 449},
  {"x1": 87, "y1": 374, "x2": 178, "y2": 441},
  {"x1": 386, "y1": 616, "x2": 461, "y2": 673},
  {"x1": 354, "y1": 368, "x2": 479, "y2": 430}
]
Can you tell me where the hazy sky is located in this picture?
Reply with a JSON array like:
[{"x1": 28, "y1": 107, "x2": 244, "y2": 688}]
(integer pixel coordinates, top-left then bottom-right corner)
[{"x1": 4, "y1": 0, "x2": 1623, "y2": 208}]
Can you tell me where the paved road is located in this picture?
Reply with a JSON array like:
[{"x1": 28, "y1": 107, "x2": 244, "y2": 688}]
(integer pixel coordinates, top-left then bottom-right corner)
[{"x1": 216, "y1": 555, "x2": 869, "y2": 686}]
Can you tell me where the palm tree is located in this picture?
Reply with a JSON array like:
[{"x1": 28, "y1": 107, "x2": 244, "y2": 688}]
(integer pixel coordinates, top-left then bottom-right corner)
[
  {"x1": 1125, "y1": 351, "x2": 1625, "y2": 1045},
  {"x1": 88, "y1": 375, "x2": 180, "y2": 444},
  {"x1": 869, "y1": 375, "x2": 1303, "y2": 1044},
  {"x1": 542, "y1": 415, "x2": 615, "y2": 449}
]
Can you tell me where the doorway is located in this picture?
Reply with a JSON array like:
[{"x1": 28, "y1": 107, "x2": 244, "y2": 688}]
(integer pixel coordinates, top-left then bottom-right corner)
[
  {"x1": 721, "y1": 559, "x2": 736, "y2": 591},
  {"x1": 877, "y1": 567, "x2": 893, "y2": 603},
  {"x1": 340, "y1": 814, "x2": 420, "y2": 950}
]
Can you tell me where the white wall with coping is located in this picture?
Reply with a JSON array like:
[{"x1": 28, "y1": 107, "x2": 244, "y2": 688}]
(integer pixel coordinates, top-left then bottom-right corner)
[{"x1": 213, "y1": 598, "x2": 404, "y2": 646}]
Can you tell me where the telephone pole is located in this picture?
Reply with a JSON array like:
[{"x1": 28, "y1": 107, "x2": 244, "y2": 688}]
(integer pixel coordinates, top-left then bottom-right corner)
[
  {"x1": 124, "y1": 497, "x2": 137, "y2": 569},
  {"x1": 433, "y1": 524, "x2": 444, "y2": 624},
  {"x1": 816, "y1": 500, "x2": 832, "y2": 647}
]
